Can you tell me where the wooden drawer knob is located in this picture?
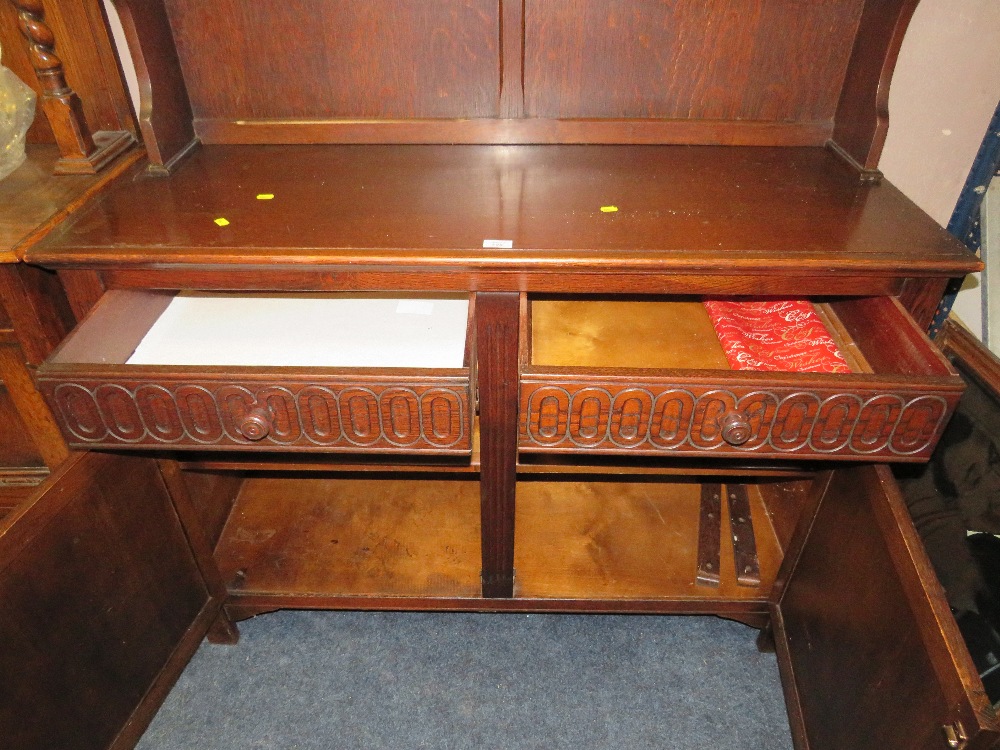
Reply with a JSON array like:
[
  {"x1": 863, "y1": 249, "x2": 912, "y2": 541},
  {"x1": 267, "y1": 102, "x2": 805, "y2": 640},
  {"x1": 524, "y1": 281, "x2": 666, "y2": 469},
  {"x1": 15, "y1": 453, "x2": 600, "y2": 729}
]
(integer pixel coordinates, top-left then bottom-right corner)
[
  {"x1": 238, "y1": 407, "x2": 272, "y2": 441},
  {"x1": 720, "y1": 412, "x2": 751, "y2": 446}
]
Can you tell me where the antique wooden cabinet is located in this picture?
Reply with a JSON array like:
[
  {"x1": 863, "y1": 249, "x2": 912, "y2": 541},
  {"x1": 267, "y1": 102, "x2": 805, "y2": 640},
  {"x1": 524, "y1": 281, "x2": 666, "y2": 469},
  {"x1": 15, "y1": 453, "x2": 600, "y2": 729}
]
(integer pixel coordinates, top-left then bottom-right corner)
[
  {"x1": 0, "y1": 0, "x2": 143, "y2": 515},
  {"x1": 2, "y1": 1, "x2": 999, "y2": 748}
]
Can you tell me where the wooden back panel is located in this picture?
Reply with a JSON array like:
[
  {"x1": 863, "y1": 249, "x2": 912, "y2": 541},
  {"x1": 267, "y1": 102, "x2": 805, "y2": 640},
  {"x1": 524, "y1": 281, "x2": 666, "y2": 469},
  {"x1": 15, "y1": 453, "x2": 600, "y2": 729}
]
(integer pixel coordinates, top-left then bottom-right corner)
[
  {"x1": 168, "y1": 0, "x2": 501, "y2": 121},
  {"x1": 111, "y1": 0, "x2": 917, "y2": 172},
  {"x1": 523, "y1": 0, "x2": 862, "y2": 122}
]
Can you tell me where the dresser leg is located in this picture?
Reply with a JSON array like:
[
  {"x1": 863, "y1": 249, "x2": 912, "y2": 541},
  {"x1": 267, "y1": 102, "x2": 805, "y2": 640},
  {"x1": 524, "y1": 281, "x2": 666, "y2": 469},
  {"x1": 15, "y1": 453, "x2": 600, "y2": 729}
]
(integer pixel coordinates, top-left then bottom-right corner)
[
  {"x1": 206, "y1": 610, "x2": 240, "y2": 645},
  {"x1": 476, "y1": 292, "x2": 520, "y2": 598}
]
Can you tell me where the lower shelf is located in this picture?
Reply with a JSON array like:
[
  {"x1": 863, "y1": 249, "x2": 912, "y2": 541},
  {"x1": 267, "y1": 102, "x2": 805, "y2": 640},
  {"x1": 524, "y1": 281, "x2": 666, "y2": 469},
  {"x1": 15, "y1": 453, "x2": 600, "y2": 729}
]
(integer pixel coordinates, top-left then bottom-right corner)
[
  {"x1": 216, "y1": 477, "x2": 483, "y2": 600},
  {"x1": 514, "y1": 479, "x2": 782, "y2": 602},
  {"x1": 214, "y1": 474, "x2": 791, "y2": 615}
]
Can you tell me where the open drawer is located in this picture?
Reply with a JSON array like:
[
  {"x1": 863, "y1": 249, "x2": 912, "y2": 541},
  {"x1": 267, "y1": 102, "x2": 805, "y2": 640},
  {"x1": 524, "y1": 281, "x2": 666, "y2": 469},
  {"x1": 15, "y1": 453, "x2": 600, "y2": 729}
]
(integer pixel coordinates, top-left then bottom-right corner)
[
  {"x1": 519, "y1": 296, "x2": 964, "y2": 462},
  {"x1": 36, "y1": 290, "x2": 475, "y2": 454}
]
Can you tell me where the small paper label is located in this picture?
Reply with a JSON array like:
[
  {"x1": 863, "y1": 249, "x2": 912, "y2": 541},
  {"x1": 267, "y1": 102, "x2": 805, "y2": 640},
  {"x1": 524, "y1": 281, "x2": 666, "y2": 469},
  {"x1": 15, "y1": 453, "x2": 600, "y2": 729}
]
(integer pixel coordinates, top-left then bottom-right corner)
[
  {"x1": 214, "y1": 217, "x2": 230, "y2": 226},
  {"x1": 600, "y1": 206, "x2": 619, "y2": 213},
  {"x1": 396, "y1": 299, "x2": 435, "y2": 315},
  {"x1": 483, "y1": 239, "x2": 514, "y2": 249},
  {"x1": 257, "y1": 193, "x2": 275, "y2": 200}
]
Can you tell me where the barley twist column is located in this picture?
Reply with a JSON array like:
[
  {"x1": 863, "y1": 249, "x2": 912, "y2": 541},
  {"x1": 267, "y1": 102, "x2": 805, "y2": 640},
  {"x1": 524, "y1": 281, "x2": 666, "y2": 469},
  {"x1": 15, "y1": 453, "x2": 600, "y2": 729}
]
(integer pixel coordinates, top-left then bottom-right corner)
[{"x1": 11, "y1": 0, "x2": 133, "y2": 174}]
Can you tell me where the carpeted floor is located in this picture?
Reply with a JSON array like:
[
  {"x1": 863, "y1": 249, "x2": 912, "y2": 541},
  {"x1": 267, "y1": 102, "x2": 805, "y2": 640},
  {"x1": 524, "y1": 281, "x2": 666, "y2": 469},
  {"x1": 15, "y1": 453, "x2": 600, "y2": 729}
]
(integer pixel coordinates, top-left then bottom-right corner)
[{"x1": 137, "y1": 611, "x2": 792, "y2": 750}]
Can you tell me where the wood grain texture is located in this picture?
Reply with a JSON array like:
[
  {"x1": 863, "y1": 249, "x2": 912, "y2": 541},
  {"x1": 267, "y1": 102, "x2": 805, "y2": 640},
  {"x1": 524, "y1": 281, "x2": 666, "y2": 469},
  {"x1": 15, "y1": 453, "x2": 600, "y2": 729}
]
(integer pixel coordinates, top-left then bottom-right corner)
[
  {"x1": 524, "y1": 0, "x2": 863, "y2": 123},
  {"x1": 0, "y1": 377, "x2": 45, "y2": 468},
  {"x1": 38, "y1": 373, "x2": 473, "y2": 454},
  {"x1": 727, "y1": 484, "x2": 761, "y2": 586},
  {"x1": 0, "y1": 452, "x2": 211, "y2": 750},
  {"x1": 831, "y1": 0, "x2": 920, "y2": 172},
  {"x1": 518, "y1": 375, "x2": 961, "y2": 462},
  {"x1": 156, "y1": 459, "x2": 238, "y2": 644},
  {"x1": 165, "y1": 0, "x2": 500, "y2": 122},
  {"x1": 513, "y1": 479, "x2": 781, "y2": 601},
  {"x1": 696, "y1": 482, "x2": 722, "y2": 586},
  {"x1": 194, "y1": 116, "x2": 831, "y2": 147},
  {"x1": 0, "y1": 262, "x2": 73, "y2": 366},
  {"x1": 0, "y1": 144, "x2": 143, "y2": 261},
  {"x1": 58, "y1": 269, "x2": 106, "y2": 321},
  {"x1": 898, "y1": 276, "x2": 951, "y2": 331},
  {"x1": 9, "y1": 0, "x2": 134, "y2": 173},
  {"x1": 499, "y1": 0, "x2": 525, "y2": 119},
  {"x1": 26, "y1": 144, "x2": 980, "y2": 281},
  {"x1": 773, "y1": 465, "x2": 1000, "y2": 750},
  {"x1": 0, "y1": 346, "x2": 68, "y2": 468},
  {"x1": 111, "y1": 0, "x2": 196, "y2": 170},
  {"x1": 476, "y1": 292, "x2": 519, "y2": 597},
  {"x1": 216, "y1": 476, "x2": 483, "y2": 601},
  {"x1": 520, "y1": 298, "x2": 964, "y2": 462},
  {"x1": 2, "y1": 0, "x2": 136, "y2": 144},
  {"x1": 100, "y1": 268, "x2": 905, "y2": 299}
]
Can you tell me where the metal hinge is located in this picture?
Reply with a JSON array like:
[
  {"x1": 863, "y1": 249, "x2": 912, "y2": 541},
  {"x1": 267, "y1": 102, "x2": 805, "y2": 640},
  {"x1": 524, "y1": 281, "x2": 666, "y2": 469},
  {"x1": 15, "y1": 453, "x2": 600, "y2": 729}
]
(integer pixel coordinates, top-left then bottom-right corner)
[{"x1": 943, "y1": 720, "x2": 969, "y2": 749}]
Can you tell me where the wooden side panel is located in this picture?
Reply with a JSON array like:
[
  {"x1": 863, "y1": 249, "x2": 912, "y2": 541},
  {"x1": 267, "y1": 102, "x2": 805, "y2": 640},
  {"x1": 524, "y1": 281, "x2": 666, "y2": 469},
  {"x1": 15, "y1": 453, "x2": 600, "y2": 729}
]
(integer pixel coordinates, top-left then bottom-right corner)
[
  {"x1": 0, "y1": 452, "x2": 212, "y2": 750},
  {"x1": 774, "y1": 465, "x2": 999, "y2": 750},
  {"x1": 165, "y1": 0, "x2": 501, "y2": 123},
  {"x1": 0, "y1": 381, "x2": 45, "y2": 467},
  {"x1": 523, "y1": 0, "x2": 864, "y2": 123},
  {"x1": 831, "y1": 0, "x2": 919, "y2": 172},
  {"x1": 112, "y1": 0, "x2": 196, "y2": 170}
]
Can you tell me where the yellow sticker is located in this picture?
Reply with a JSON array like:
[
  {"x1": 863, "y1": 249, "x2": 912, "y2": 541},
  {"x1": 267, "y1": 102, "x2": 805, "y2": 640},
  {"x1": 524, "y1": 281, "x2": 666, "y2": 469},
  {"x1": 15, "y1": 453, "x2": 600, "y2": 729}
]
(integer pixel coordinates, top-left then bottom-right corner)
[
  {"x1": 214, "y1": 217, "x2": 230, "y2": 226},
  {"x1": 256, "y1": 194, "x2": 275, "y2": 200},
  {"x1": 600, "y1": 205, "x2": 619, "y2": 213}
]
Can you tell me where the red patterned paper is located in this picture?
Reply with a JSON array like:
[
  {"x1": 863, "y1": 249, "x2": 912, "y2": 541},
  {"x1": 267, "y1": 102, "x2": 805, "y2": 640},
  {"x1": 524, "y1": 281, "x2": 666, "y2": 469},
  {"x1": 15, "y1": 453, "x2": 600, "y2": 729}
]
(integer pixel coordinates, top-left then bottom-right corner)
[{"x1": 703, "y1": 299, "x2": 851, "y2": 373}]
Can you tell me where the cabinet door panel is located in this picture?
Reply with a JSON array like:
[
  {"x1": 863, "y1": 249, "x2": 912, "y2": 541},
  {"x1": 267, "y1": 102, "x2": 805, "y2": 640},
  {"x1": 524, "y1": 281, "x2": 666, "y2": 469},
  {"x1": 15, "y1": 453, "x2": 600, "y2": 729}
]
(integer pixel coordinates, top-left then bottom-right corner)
[
  {"x1": 0, "y1": 452, "x2": 214, "y2": 750},
  {"x1": 775, "y1": 465, "x2": 999, "y2": 750}
]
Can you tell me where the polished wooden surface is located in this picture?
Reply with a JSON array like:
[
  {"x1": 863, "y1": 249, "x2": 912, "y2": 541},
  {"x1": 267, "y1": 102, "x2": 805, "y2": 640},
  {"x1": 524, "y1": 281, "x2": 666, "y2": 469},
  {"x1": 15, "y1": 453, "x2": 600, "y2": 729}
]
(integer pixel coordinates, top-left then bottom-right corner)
[
  {"x1": 476, "y1": 292, "x2": 520, "y2": 597},
  {"x1": 831, "y1": 0, "x2": 919, "y2": 173},
  {"x1": 28, "y1": 145, "x2": 979, "y2": 280},
  {"x1": 523, "y1": 0, "x2": 861, "y2": 124},
  {"x1": 105, "y1": 0, "x2": 911, "y2": 157},
  {"x1": 111, "y1": 0, "x2": 196, "y2": 171},
  {"x1": 530, "y1": 299, "x2": 729, "y2": 370},
  {"x1": 0, "y1": 144, "x2": 143, "y2": 262},
  {"x1": 520, "y1": 297, "x2": 963, "y2": 462},
  {"x1": 8, "y1": 3, "x2": 994, "y2": 748}
]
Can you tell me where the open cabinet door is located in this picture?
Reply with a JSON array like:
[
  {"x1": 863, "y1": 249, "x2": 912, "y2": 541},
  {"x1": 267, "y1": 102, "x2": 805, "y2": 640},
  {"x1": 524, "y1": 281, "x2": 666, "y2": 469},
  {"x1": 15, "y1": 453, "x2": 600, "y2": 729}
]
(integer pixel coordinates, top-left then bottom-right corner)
[
  {"x1": 0, "y1": 452, "x2": 220, "y2": 750},
  {"x1": 773, "y1": 465, "x2": 1000, "y2": 750}
]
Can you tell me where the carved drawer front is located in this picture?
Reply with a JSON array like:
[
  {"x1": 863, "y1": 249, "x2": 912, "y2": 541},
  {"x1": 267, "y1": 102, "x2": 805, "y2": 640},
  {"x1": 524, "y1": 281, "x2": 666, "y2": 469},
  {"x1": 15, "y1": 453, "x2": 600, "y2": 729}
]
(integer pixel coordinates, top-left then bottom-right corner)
[
  {"x1": 519, "y1": 297, "x2": 964, "y2": 462},
  {"x1": 37, "y1": 291, "x2": 474, "y2": 454}
]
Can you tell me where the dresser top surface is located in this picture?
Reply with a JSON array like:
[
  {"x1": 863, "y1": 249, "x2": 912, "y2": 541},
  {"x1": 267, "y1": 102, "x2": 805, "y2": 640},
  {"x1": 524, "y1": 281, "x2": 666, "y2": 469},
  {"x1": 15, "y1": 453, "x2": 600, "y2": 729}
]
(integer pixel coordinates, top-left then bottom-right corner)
[{"x1": 26, "y1": 144, "x2": 978, "y2": 278}]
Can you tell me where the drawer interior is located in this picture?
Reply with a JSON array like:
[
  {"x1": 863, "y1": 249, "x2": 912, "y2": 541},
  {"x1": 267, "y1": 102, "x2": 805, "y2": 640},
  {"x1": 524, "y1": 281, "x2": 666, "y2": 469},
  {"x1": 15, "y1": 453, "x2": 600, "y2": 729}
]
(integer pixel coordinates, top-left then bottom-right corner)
[
  {"x1": 38, "y1": 290, "x2": 476, "y2": 454},
  {"x1": 525, "y1": 296, "x2": 951, "y2": 378},
  {"x1": 50, "y1": 290, "x2": 473, "y2": 370}
]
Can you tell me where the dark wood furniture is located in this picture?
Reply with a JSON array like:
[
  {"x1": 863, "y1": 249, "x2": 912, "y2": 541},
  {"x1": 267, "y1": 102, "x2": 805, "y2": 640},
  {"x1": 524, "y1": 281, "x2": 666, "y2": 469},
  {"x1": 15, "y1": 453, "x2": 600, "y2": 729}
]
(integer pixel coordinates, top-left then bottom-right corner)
[
  {"x1": 0, "y1": 0, "x2": 143, "y2": 515},
  {"x1": 3, "y1": 1, "x2": 999, "y2": 748}
]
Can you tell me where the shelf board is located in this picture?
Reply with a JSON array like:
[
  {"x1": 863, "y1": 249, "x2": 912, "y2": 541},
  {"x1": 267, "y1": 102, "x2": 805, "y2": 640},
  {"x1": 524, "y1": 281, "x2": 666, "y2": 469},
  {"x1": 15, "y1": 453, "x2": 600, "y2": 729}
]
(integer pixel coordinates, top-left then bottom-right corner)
[
  {"x1": 0, "y1": 144, "x2": 143, "y2": 261},
  {"x1": 514, "y1": 480, "x2": 781, "y2": 602},
  {"x1": 26, "y1": 144, "x2": 977, "y2": 280},
  {"x1": 216, "y1": 477, "x2": 483, "y2": 600},
  {"x1": 215, "y1": 475, "x2": 782, "y2": 611}
]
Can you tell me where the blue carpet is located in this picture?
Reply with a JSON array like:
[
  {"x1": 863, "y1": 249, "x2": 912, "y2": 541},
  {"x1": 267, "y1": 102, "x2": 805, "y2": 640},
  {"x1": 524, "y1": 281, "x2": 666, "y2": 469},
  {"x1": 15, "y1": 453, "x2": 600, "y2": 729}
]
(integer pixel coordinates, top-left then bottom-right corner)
[{"x1": 137, "y1": 611, "x2": 792, "y2": 749}]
